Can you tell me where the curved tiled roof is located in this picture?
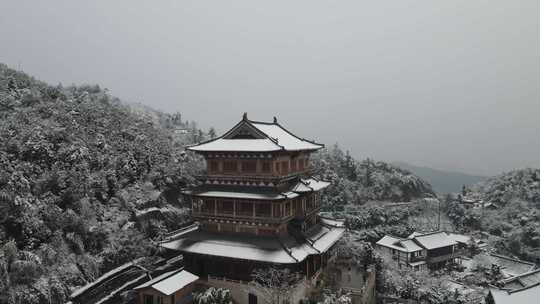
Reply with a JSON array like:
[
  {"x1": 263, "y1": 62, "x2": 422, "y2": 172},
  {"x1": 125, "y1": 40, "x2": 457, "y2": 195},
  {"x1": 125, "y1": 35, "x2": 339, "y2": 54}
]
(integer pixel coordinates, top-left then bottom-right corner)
[
  {"x1": 159, "y1": 224, "x2": 344, "y2": 264},
  {"x1": 187, "y1": 115, "x2": 324, "y2": 152},
  {"x1": 134, "y1": 270, "x2": 199, "y2": 295},
  {"x1": 290, "y1": 178, "x2": 331, "y2": 193}
]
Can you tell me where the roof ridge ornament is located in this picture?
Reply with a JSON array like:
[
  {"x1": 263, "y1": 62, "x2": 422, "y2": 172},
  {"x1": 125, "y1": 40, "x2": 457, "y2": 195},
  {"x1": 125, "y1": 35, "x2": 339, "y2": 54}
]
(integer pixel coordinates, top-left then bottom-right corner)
[
  {"x1": 243, "y1": 112, "x2": 248, "y2": 121},
  {"x1": 273, "y1": 116, "x2": 278, "y2": 123}
]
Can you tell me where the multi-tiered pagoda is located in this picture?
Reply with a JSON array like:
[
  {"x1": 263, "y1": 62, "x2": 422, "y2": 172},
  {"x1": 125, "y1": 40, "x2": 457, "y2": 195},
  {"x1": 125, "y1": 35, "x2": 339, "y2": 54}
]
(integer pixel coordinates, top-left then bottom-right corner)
[{"x1": 161, "y1": 113, "x2": 344, "y2": 303}]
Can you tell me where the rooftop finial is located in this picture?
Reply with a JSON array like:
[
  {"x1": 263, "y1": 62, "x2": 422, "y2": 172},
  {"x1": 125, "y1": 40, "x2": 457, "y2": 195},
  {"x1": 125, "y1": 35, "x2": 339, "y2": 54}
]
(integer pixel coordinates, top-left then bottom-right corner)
[
  {"x1": 243, "y1": 112, "x2": 248, "y2": 121},
  {"x1": 273, "y1": 116, "x2": 278, "y2": 123}
]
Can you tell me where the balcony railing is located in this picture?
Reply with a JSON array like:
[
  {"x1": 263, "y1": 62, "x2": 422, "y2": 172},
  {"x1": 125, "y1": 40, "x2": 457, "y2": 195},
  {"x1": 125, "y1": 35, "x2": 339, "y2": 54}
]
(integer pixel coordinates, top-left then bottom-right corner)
[
  {"x1": 197, "y1": 168, "x2": 317, "y2": 183},
  {"x1": 427, "y1": 251, "x2": 463, "y2": 264},
  {"x1": 410, "y1": 255, "x2": 426, "y2": 263},
  {"x1": 192, "y1": 211, "x2": 295, "y2": 224}
]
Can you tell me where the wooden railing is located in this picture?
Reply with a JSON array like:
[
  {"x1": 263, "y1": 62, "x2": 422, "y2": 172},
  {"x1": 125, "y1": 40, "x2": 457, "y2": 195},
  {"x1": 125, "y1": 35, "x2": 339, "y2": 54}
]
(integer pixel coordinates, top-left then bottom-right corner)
[
  {"x1": 192, "y1": 211, "x2": 295, "y2": 224},
  {"x1": 427, "y1": 251, "x2": 463, "y2": 264},
  {"x1": 410, "y1": 255, "x2": 426, "y2": 263},
  {"x1": 197, "y1": 168, "x2": 317, "y2": 182}
]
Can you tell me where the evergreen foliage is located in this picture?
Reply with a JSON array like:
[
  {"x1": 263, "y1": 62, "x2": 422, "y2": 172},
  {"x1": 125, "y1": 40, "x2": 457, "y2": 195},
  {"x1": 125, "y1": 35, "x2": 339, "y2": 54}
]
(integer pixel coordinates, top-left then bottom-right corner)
[
  {"x1": 313, "y1": 144, "x2": 434, "y2": 206},
  {"x1": 446, "y1": 168, "x2": 540, "y2": 263},
  {"x1": 0, "y1": 63, "x2": 206, "y2": 303}
]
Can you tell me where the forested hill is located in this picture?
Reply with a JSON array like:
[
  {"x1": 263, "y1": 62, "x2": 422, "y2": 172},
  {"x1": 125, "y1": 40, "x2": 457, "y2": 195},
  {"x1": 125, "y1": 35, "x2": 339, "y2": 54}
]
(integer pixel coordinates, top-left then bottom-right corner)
[
  {"x1": 313, "y1": 144, "x2": 435, "y2": 206},
  {"x1": 471, "y1": 168, "x2": 540, "y2": 205},
  {"x1": 447, "y1": 168, "x2": 540, "y2": 263},
  {"x1": 0, "y1": 63, "x2": 206, "y2": 303}
]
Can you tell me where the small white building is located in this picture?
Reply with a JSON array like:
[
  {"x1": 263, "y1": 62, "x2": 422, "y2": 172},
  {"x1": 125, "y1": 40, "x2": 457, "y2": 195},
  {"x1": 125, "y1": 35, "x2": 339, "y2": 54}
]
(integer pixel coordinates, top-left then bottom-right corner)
[
  {"x1": 376, "y1": 235, "x2": 428, "y2": 270},
  {"x1": 376, "y1": 231, "x2": 464, "y2": 270},
  {"x1": 134, "y1": 270, "x2": 199, "y2": 304}
]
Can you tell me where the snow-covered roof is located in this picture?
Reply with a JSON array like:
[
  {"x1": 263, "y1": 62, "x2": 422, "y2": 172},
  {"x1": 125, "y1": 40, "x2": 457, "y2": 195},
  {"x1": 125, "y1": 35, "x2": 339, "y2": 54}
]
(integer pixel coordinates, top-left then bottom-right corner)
[
  {"x1": 290, "y1": 182, "x2": 312, "y2": 192},
  {"x1": 377, "y1": 235, "x2": 423, "y2": 253},
  {"x1": 310, "y1": 226, "x2": 346, "y2": 252},
  {"x1": 376, "y1": 235, "x2": 400, "y2": 248},
  {"x1": 502, "y1": 269, "x2": 540, "y2": 288},
  {"x1": 447, "y1": 233, "x2": 471, "y2": 245},
  {"x1": 161, "y1": 231, "x2": 301, "y2": 264},
  {"x1": 187, "y1": 115, "x2": 324, "y2": 153},
  {"x1": 134, "y1": 270, "x2": 177, "y2": 290},
  {"x1": 160, "y1": 224, "x2": 343, "y2": 264},
  {"x1": 135, "y1": 270, "x2": 199, "y2": 295},
  {"x1": 186, "y1": 187, "x2": 299, "y2": 200},
  {"x1": 249, "y1": 121, "x2": 323, "y2": 151},
  {"x1": 399, "y1": 239, "x2": 423, "y2": 252},
  {"x1": 490, "y1": 284, "x2": 540, "y2": 304},
  {"x1": 411, "y1": 232, "x2": 457, "y2": 250},
  {"x1": 304, "y1": 223, "x2": 346, "y2": 252},
  {"x1": 379, "y1": 231, "x2": 459, "y2": 252},
  {"x1": 71, "y1": 259, "x2": 144, "y2": 298},
  {"x1": 188, "y1": 138, "x2": 280, "y2": 152},
  {"x1": 376, "y1": 235, "x2": 414, "y2": 252},
  {"x1": 291, "y1": 178, "x2": 331, "y2": 193}
]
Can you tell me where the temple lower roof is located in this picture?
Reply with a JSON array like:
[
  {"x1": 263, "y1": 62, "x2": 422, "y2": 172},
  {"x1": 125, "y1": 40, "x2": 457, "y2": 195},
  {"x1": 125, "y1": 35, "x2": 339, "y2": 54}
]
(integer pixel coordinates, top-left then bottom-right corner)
[
  {"x1": 185, "y1": 178, "x2": 330, "y2": 201},
  {"x1": 184, "y1": 186, "x2": 299, "y2": 200},
  {"x1": 290, "y1": 178, "x2": 330, "y2": 193},
  {"x1": 160, "y1": 222, "x2": 345, "y2": 264}
]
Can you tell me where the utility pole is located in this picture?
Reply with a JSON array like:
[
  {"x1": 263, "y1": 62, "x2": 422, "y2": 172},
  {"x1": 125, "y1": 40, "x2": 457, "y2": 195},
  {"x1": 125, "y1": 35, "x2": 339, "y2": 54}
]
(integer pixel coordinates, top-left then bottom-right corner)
[
  {"x1": 438, "y1": 198, "x2": 441, "y2": 231},
  {"x1": 481, "y1": 200, "x2": 485, "y2": 232}
]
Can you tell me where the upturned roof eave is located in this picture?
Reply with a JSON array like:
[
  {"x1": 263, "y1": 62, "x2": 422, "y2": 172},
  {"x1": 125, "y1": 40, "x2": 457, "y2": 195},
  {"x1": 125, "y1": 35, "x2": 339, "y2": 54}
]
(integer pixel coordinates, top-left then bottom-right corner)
[{"x1": 186, "y1": 115, "x2": 324, "y2": 153}]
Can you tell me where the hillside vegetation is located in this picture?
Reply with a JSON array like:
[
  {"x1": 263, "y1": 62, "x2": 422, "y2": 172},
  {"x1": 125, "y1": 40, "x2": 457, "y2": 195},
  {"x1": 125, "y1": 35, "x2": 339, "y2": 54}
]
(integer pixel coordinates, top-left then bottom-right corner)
[
  {"x1": 313, "y1": 144, "x2": 435, "y2": 206},
  {"x1": 0, "y1": 64, "x2": 204, "y2": 303},
  {"x1": 446, "y1": 168, "x2": 540, "y2": 263},
  {"x1": 472, "y1": 168, "x2": 540, "y2": 204},
  {"x1": 313, "y1": 144, "x2": 438, "y2": 240}
]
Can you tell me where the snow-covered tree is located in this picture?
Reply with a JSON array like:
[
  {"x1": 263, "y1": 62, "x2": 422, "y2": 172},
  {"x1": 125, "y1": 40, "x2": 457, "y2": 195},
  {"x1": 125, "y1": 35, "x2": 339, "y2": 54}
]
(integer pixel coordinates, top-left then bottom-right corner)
[
  {"x1": 249, "y1": 267, "x2": 301, "y2": 304},
  {"x1": 194, "y1": 287, "x2": 233, "y2": 304}
]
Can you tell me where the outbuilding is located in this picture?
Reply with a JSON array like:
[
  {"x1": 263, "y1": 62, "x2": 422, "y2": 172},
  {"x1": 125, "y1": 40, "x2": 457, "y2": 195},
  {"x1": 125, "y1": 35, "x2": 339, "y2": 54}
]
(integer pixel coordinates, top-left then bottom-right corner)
[{"x1": 134, "y1": 270, "x2": 199, "y2": 304}]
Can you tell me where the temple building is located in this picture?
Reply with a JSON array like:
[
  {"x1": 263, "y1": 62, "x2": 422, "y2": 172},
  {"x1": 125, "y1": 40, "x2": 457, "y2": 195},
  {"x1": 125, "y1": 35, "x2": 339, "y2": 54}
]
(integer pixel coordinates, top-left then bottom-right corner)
[{"x1": 160, "y1": 113, "x2": 345, "y2": 304}]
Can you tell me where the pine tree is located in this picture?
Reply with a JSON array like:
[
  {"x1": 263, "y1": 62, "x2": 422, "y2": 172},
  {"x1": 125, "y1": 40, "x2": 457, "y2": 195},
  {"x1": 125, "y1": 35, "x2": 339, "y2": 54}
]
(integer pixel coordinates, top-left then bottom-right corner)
[
  {"x1": 344, "y1": 150, "x2": 357, "y2": 181},
  {"x1": 208, "y1": 127, "x2": 217, "y2": 139},
  {"x1": 461, "y1": 185, "x2": 468, "y2": 196}
]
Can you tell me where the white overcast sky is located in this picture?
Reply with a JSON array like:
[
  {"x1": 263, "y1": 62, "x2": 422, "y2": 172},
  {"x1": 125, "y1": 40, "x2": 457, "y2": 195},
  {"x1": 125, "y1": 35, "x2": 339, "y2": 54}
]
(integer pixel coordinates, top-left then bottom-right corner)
[{"x1": 1, "y1": 0, "x2": 539, "y2": 175}]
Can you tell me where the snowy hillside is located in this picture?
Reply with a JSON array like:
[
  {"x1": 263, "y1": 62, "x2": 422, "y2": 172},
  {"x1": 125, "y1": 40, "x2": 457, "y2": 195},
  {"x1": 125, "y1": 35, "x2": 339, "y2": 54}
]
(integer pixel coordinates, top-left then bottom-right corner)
[{"x1": 313, "y1": 144, "x2": 435, "y2": 206}]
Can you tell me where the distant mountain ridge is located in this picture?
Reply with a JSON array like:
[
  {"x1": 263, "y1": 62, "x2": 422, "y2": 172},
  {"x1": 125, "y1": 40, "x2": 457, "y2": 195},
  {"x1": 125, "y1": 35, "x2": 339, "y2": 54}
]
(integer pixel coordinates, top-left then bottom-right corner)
[{"x1": 393, "y1": 162, "x2": 486, "y2": 194}]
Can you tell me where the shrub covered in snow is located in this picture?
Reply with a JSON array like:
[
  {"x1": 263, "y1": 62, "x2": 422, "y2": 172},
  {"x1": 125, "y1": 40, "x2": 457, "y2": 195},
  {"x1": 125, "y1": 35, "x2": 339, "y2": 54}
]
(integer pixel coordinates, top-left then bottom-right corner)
[{"x1": 194, "y1": 287, "x2": 233, "y2": 304}]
